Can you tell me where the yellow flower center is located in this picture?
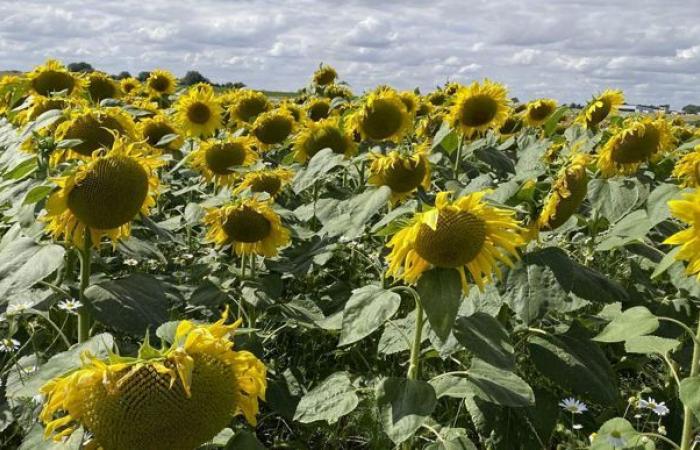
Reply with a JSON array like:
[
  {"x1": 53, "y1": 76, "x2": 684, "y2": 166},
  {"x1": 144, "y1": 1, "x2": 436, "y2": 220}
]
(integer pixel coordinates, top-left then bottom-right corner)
[
  {"x1": 67, "y1": 156, "x2": 149, "y2": 229},
  {"x1": 308, "y1": 102, "x2": 330, "y2": 122},
  {"x1": 611, "y1": 124, "x2": 660, "y2": 164},
  {"x1": 149, "y1": 75, "x2": 171, "y2": 93},
  {"x1": 459, "y1": 94, "x2": 499, "y2": 128},
  {"x1": 143, "y1": 122, "x2": 177, "y2": 149},
  {"x1": 32, "y1": 71, "x2": 75, "y2": 96},
  {"x1": 249, "y1": 174, "x2": 282, "y2": 196},
  {"x1": 414, "y1": 209, "x2": 486, "y2": 267},
  {"x1": 63, "y1": 115, "x2": 127, "y2": 156},
  {"x1": 187, "y1": 102, "x2": 212, "y2": 125},
  {"x1": 223, "y1": 207, "x2": 272, "y2": 243},
  {"x1": 361, "y1": 99, "x2": 404, "y2": 140},
  {"x1": 88, "y1": 77, "x2": 118, "y2": 103},
  {"x1": 381, "y1": 157, "x2": 427, "y2": 193},
  {"x1": 254, "y1": 115, "x2": 293, "y2": 145},
  {"x1": 205, "y1": 142, "x2": 247, "y2": 174}
]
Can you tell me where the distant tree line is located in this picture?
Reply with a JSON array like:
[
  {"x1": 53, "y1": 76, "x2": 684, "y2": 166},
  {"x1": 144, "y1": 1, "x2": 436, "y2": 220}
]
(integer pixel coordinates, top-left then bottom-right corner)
[{"x1": 683, "y1": 104, "x2": 700, "y2": 114}]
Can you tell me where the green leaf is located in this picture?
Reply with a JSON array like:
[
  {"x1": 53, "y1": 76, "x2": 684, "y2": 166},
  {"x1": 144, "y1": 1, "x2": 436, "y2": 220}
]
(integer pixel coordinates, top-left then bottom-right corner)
[
  {"x1": 588, "y1": 178, "x2": 643, "y2": 223},
  {"x1": 429, "y1": 375, "x2": 471, "y2": 399},
  {"x1": 19, "y1": 423, "x2": 85, "y2": 450},
  {"x1": 544, "y1": 106, "x2": 569, "y2": 137},
  {"x1": 223, "y1": 429, "x2": 266, "y2": 450},
  {"x1": 0, "y1": 238, "x2": 65, "y2": 300},
  {"x1": 156, "y1": 133, "x2": 179, "y2": 147},
  {"x1": 293, "y1": 372, "x2": 359, "y2": 424},
  {"x1": 624, "y1": 335, "x2": 680, "y2": 355},
  {"x1": 425, "y1": 432, "x2": 477, "y2": 450},
  {"x1": 651, "y1": 247, "x2": 680, "y2": 279},
  {"x1": 378, "y1": 309, "x2": 428, "y2": 355},
  {"x1": 339, "y1": 285, "x2": 401, "y2": 346},
  {"x1": 22, "y1": 184, "x2": 54, "y2": 205},
  {"x1": 591, "y1": 417, "x2": 655, "y2": 450},
  {"x1": 292, "y1": 147, "x2": 346, "y2": 193},
  {"x1": 321, "y1": 187, "x2": 392, "y2": 239},
  {"x1": 4, "y1": 157, "x2": 37, "y2": 180},
  {"x1": 593, "y1": 306, "x2": 659, "y2": 343},
  {"x1": 376, "y1": 377, "x2": 437, "y2": 444},
  {"x1": 417, "y1": 268, "x2": 462, "y2": 342},
  {"x1": 502, "y1": 263, "x2": 569, "y2": 325},
  {"x1": 85, "y1": 273, "x2": 170, "y2": 336},
  {"x1": 680, "y1": 376, "x2": 700, "y2": 423},
  {"x1": 453, "y1": 313, "x2": 514, "y2": 370},
  {"x1": 596, "y1": 210, "x2": 653, "y2": 251},
  {"x1": 466, "y1": 358, "x2": 534, "y2": 407},
  {"x1": 431, "y1": 121, "x2": 458, "y2": 153},
  {"x1": 647, "y1": 183, "x2": 680, "y2": 226}
]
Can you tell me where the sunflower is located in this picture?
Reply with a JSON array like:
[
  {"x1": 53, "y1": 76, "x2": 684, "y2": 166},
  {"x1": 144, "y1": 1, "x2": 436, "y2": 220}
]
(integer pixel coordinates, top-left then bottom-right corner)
[
  {"x1": 228, "y1": 90, "x2": 271, "y2": 124},
  {"x1": 43, "y1": 136, "x2": 162, "y2": 249},
  {"x1": 368, "y1": 144, "x2": 431, "y2": 203},
  {"x1": 524, "y1": 99, "x2": 558, "y2": 127},
  {"x1": 448, "y1": 80, "x2": 510, "y2": 138},
  {"x1": 665, "y1": 189, "x2": 700, "y2": 279},
  {"x1": 415, "y1": 98, "x2": 433, "y2": 117},
  {"x1": 53, "y1": 107, "x2": 138, "y2": 164},
  {"x1": 40, "y1": 309, "x2": 266, "y2": 450},
  {"x1": 399, "y1": 91, "x2": 420, "y2": 116},
  {"x1": 251, "y1": 108, "x2": 296, "y2": 148},
  {"x1": 578, "y1": 89, "x2": 624, "y2": 128},
  {"x1": 386, "y1": 191, "x2": 525, "y2": 292},
  {"x1": 234, "y1": 168, "x2": 294, "y2": 197},
  {"x1": 190, "y1": 136, "x2": 258, "y2": 186},
  {"x1": 427, "y1": 91, "x2": 448, "y2": 107},
  {"x1": 597, "y1": 116, "x2": 673, "y2": 177},
  {"x1": 350, "y1": 88, "x2": 411, "y2": 143},
  {"x1": 85, "y1": 72, "x2": 121, "y2": 103},
  {"x1": 17, "y1": 96, "x2": 73, "y2": 126},
  {"x1": 138, "y1": 115, "x2": 184, "y2": 153},
  {"x1": 146, "y1": 69, "x2": 177, "y2": 97},
  {"x1": 26, "y1": 59, "x2": 82, "y2": 97},
  {"x1": 120, "y1": 77, "x2": 142, "y2": 96},
  {"x1": 175, "y1": 86, "x2": 223, "y2": 137},
  {"x1": 313, "y1": 64, "x2": 338, "y2": 86},
  {"x1": 498, "y1": 114, "x2": 524, "y2": 137},
  {"x1": 324, "y1": 84, "x2": 353, "y2": 100},
  {"x1": 672, "y1": 145, "x2": 700, "y2": 187},
  {"x1": 204, "y1": 196, "x2": 290, "y2": 257},
  {"x1": 537, "y1": 154, "x2": 591, "y2": 231},
  {"x1": 305, "y1": 97, "x2": 332, "y2": 122},
  {"x1": 293, "y1": 117, "x2": 356, "y2": 163}
]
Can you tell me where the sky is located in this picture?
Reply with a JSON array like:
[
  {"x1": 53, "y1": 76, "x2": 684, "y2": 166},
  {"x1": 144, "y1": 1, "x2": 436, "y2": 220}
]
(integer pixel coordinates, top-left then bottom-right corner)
[{"x1": 1, "y1": 0, "x2": 699, "y2": 108}]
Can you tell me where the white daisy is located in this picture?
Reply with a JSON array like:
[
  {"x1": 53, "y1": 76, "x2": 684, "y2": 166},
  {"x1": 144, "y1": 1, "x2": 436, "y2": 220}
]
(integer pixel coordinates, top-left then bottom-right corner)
[
  {"x1": 6, "y1": 301, "x2": 32, "y2": 316},
  {"x1": 0, "y1": 338, "x2": 20, "y2": 352},
  {"x1": 559, "y1": 397, "x2": 588, "y2": 414},
  {"x1": 57, "y1": 299, "x2": 83, "y2": 314}
]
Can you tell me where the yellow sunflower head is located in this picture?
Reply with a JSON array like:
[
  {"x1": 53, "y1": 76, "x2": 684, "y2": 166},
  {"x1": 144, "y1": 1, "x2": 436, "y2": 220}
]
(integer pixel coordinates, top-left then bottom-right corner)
[
  {"x1": 228, "y1": 90, "x2": 271, "y2": 124},
  {"x1": 324, "y1": 83, "x2": 353, "y2": 100},
  {"x1": 293, "y1": 117, "x2": 357, "y2": 163},
  {"x1": 305, "y1": 97, "x2": 332, "y2": 122},
  {"x1": 415, "y1": 98, "x2": 433, "y2": 117},
  {"x1": 146, "y1": 69, "x2": 177, "y2": 97},
  {"x1": 578, "y1": 89, "x2": 624, "y2": 128},
  {"x1": 524, "y1": 99, "x2": 558, "y2": 127},
  {"x1": 204, "y1": 196, "x2": 291, "y2": 257},
  {"x1": 43, "y1": 136, "x2": 163, "y2": 249},
  {"x1": 17, "y1": 96, "x2": 73, "y2": 126},
  {"x1": 428, "y1": 90, "x2": 448, "y2": 106},
  {"x1": 350, "y1": 87, "x2": 411, "y2": 143},
  {"x1": 53, "y1": 107, "x2": 138, "y2": 164},
  {"x1": 498, "y1": 114, "x2": 524, "y2": 137},
  {"x1": 664, "y1": 189, "x2": 700, "y2": 280},
  {"x1": 386, "y1": 191, "x2": 525, "y2": 292},
  {"x1": 234, "y1": 167, "x2": 294, "y2": 198},
  {"x1": 448, "y1": 80, "x2": 510, "y2": 138},
  {"x1": 26, "y1": 59, "x2": 83, "y2": 97},
  {"x1": 279, "y1": 100, "x2": 303, "y2": 122},
  {"x1": 672, "y1": 145, "x2": 700, "y2": 188},
  {"x1": 313, "y1": 64, "x2": 338, "y2": 86},
  {"x1": 399, "y1": 91, "x2": 420, "y2": 116},
  {"x1": 119, "y1": 77, "x2": 142, "y2": 96},
  {"x1": 368, "y1": 143, "x2": 431, "y2": 203},
  {"x1": 175, "y1": 86, "x2": 223, "y2": 138},
  {"x1": 673, "y1": 124, "x2": 697, "y2": 143},
  {"x1": 190, "y1": 136, "x2": 258, "y2": 186},
  {"x1": 138, "y1": 115, "x2": 184, "y2": 153},
  {"x1": 40, "y1": 309, "x2": 266, "y2": 450},
  {"x1": 251, "y1": 108, "x2": 296, "y2": 148},
  {"x1": 597, "y1": 116, "x2": 674, "y2": 177},
  {"x1": 537, "y1": 153, "x2": 592, "y2": 231},
  {"x1": 85, "y1": 72, "x2": 121, "y2": 103}
]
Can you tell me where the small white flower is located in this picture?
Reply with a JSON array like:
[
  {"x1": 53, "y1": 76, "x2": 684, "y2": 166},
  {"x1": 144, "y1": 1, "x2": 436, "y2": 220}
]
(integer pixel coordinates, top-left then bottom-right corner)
[
  {"x1": 182, "y1": 253, "x2": 194, "y2": 260},
  {"x1": 606, "y1": 430, "x2": 626, "y2": 448},
  {"x1": 639, "y1": 397, "x2": 670, "y2": 416},
  {"x1": 559, "y1": 397, "x2": 588, "y2": 414},
  {"x1": 6, "y1": 301, "x2": 32, "y2": 316},
  {"x1": 58, "y1": 299, "x2": 83, "y2": 314},
  {"x1": 124, "y1": 258, "x2": 139, "y2": 266},
  {"x1": 0, "y1": 338, "x2": 20, "y2": 352},
  {"x1": 573, "y1": 424, "x2": 583, "y2": 430}
]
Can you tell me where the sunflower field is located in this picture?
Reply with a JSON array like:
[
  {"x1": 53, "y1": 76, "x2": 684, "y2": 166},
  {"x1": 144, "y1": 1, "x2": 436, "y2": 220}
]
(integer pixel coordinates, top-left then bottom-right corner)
[{"x1": 1, "y1": 60, "x2": 700, "y2": 450}]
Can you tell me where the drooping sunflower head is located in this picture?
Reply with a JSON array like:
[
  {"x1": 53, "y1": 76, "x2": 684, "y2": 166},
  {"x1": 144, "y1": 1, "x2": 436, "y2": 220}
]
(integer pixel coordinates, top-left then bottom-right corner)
[
  {"x1": 399, "y1": 91, "x2": 420, "y2": 116},
  {"x1": 597, "y1": 116, "x2": 674, "y2": 177},
  {"x1": 448, "y1": 80, "x2": 510, "y2": 138},
  {"x1": 305, "y1": 97, "x2": 332, "y2": 122},
  {"x1": 40, "y1": 309, "x2": 266, "y2": 450},
  {"x1": 191, "y1": 136, "x2": 258, "y2": 186},
  {"x1": 293, "y1": 117, "x2": 357, "y2": 163},
  {"x1": 415, "y1": 98, "x2": 433, "y2": 117},
  {"x1": 85, "y1": 72, "x2": 121, "y2": 103},
  {"x1": 386, "y1": 191, "x2": 525, "y2": 292},
  {"x1": 673, "y1": 124, "x2": 697, "y2": 143},
  {"x1": 120, "y1": 77, "x2": 142, "y2": 96},
  {"x1": 427, "y1": 90, "x2": 448, "y2": 106},
  {"x1": 204, "y1": 196, "x2": 291, "y2": 257},
  {"x1": 537, "y1": 153, "x2": 592, "y2": 231},
  {"x1": 672, "y1": 145, "x2": 700, "y2": 188},
  {"x1": 17, "y1": 96, "x2": 71, "y2": 126},
  {"x1": 498, "y1": 114, "x2": 524, "y2": 137},
  {"x1": 279, "y1": 100, "x2": 303, "y2": 122},
  {"x1": 664, "y1": 189, "x2": 700, "y2": 280},
  {"x1": 53, "y1": 107, "x2": 138, "y2": 163},
  {"x1": 175, "y1": 86, "x2": 223, "y2": 137},
  {"x1": 138, "y1": 114, "x2": 184, "y2": 153},
  {"x1": 578, "y1": 89, "x2": 624, "y2": 128},
  {"x1": 368, "y1": 143, "x2": 431, "y2": 203},
  {"x1": 524, "y1": 99, "x2": 558, "y2": 127},
  {"x1": 43, "y1": 136, "x2": 163, "y2": 249},
  {"x1": 324, "y1": 83, "x2": 353, "y2": 100},
  {"x1": 229, "y1": 90, "x2": 271, "y2": 124},
  {"x1": 350, "y1": 87, "x2": 411, "y2": 143},
  {"x1": 313, "y1": 64, "x2": 338, "y2": 86},
  {"x1": 146, "y1": 69, "x2": 177, "y2": 97},
  {"x1": 251, "y1": 108, "x2": 296, "y2": 148},
  {"x1": 235, "y1": 167, "x2": 294, "y2": 198},
  {"x1": 26, "y1": 59, "x2": 82, "y2": 97}
]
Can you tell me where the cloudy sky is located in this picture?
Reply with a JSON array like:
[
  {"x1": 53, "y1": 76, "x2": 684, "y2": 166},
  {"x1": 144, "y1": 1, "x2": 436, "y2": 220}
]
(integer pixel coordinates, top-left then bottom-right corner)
[{"x1": 1, "y1": 0, "x2": 699, "y2": 108}]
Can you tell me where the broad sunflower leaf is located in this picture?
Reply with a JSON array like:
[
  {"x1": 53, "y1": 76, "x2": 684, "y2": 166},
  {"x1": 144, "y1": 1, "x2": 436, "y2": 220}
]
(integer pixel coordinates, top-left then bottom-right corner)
[
  {"x1": 593, "y1": 306, "x2": 659, "y2": 343},
  {"x1": 417, "y1": 268, "x2": 462, "y2": 342},
  {"x1": 0, "y1": 237, "x2": 65, "y2": 301},
  {"x1": 624, "y1": 335, "x2": 680, "y2": 355},
  {"x1": 680, "y1": 377, "x2": 700, "y2": 422},
  {"x1": 376, "y1": 377, "x2": 437, "y2": 444},
  {"x1": 646, "y1": 183, "x2": 679, "y2": 226},
  {"x1": 453, "y1": 313, "x2": 514, "y2": 370},
  {"x1": 588, "y1": 178, "x2": 644, "y2": 223},
  {"x1": 465, "y1": 358, "x2": 534, "y2": 407},
  {"x1": 292, "y1": 147, "x2": 346, "y2": 193},
  {"x1": 338, "y1": 285, "x2": 401, "y2": 346},
  {"x1": 293, "y1": 371, "x2": 359, "y2": 424}
]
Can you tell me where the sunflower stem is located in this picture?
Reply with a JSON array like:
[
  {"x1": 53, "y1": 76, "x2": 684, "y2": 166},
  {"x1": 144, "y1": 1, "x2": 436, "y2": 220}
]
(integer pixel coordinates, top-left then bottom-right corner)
[
  {"x1": 680, "y1": 310, "x2": 700, "y2": 450},
  {"x1": 453, "y1": 136, "x2": 464, "y2": 179},
  {"x1": 241, "y1": 253, "x2": 248, "y2": 279},
  {"x1": 77, "y1": 233, "x2": 92, "y2": 343},
  {"x1": 407, "y1": 290, "x2": 424, "y2": 381}
]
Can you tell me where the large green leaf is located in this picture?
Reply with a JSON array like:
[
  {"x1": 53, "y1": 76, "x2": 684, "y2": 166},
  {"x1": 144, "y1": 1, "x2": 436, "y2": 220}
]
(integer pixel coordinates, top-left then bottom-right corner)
[
  {"x1": 321, "y1": 186, "x2": 392, "y2": 239},
  {"x1": 593, "y1": 306, "x2": 659, "y2": 343},
  {"x1": 453, "y1": 313, "x2": 514, "y2": 370},
  {"x1": 646, "y1": 183, "x2": 680, "y2": 226},
  {"x1": 588, "y1": 178, "x2": 644, "y2": 223},
  {"x1": 223, "y1": 429, "x2": 266, "y2": 449},
  {"x1": 376, "y1": 377, "x2": 437, "y2": 444},
  {"x1": 465, "y1": 358, "x2": 534, "y2": 407},
  {"x1": 378, "y1": 309, "x2": 428, "y2": 355},
  {"x1": 624, "y1": 335, "x2": 680, "y2": 355},
  {"x1": 502, "y1": 263, "x2": 569, "y2": 325},
  {"x1": 0, "y1": 237, "x2": 64, "y2": 301},
  {"x1": 20, "y1": 424, "x2": 85, "y2": 450},
  {"x1": 680, "y1": 377, "x2": 700, "y2": 422},
  {"x1": 293, "y1": 148, "x2": 346, "y2": 192},
  {"x1": 417, "y1": 268, "x2": 462, "y2": 342},
  {"x1": 339, "y1": 285, "x2": 401, "y2": 346},
  {"x1": 293, "y1": 372, "x2": 359, "y2": 424}
]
